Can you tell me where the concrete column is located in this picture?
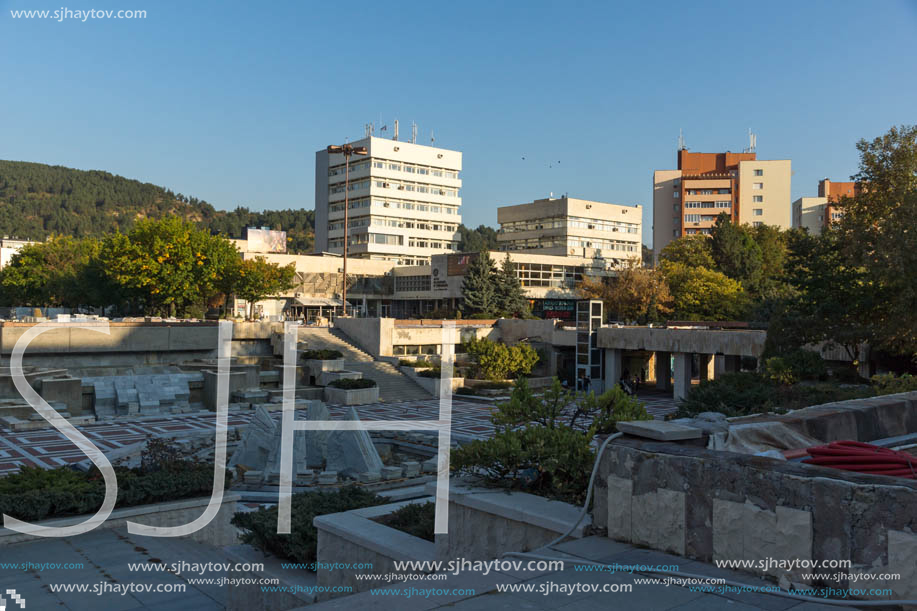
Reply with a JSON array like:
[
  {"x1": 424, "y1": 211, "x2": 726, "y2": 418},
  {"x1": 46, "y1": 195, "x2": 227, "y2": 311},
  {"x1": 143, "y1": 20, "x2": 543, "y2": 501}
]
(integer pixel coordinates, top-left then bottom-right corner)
[
  {"x1": 673, "y1": 352, "x2": 693, "y2": 402},
  {"x1": 699, "y1": 354, "x2": 715, "y2": 381},
  {"x1": 604, "y1": 348, "x2": 623, "y2": 387},
  {"x1": 654, "y1": 351, "x2": 671, "y2": 391}
]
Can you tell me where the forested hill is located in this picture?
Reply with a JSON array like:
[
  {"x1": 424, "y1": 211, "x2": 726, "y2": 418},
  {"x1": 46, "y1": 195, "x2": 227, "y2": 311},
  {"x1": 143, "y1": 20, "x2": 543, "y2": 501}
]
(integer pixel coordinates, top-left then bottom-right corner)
[{"x1": 0, "y1": 160, "x2": 315, "y2": 252}]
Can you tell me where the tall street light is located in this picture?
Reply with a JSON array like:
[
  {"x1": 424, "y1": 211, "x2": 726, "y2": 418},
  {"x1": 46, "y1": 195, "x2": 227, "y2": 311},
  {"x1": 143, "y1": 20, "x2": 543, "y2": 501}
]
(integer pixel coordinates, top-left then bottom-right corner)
[{"x1": 327, "y1": 143, "x2": 368, "y2": 318}]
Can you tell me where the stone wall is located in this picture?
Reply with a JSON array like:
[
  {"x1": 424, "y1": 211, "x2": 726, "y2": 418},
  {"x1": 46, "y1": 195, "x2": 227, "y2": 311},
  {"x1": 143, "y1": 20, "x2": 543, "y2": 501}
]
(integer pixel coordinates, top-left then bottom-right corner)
[
  {"x1": 314, "y1": 500, "x2": 436, "y2": 598},
  {"x1": 0, "y1": 494, "x2": 240, "y2": 548},
  {"x1": 429, "y1": 483, "x2": 589, "y2": 562},
  {"x1": 596, "y1": 435, "x2": 917, "y2": 600}
]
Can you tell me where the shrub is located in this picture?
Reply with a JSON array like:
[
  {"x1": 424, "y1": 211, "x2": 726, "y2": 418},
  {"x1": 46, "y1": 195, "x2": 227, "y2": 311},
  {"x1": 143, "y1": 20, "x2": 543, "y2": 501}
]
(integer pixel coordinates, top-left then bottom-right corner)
[
  {"x1": 871, "y1": 373, "x2": 917, "y2": 395},
  {"x1": 451, "y1": 377, "x2": 651, "y2": 504},
  {"x1": 451, "y1": 426, "x2": 595, "y2": 504},
  {"x1": 0, "y1": 460, "x2": 225, "y2": 523},
  {"x1": 328, "y1": 378, "x2": 376, "y2": 389},
  {"x1": 301, "y1": 349, "x2": 343, "y2": 361},
  {"x1": 231, "y1": 486, "x2": 385, "y2": 564},
  {"x1": 678, "y1": 371, "x2": 872, "y2": 418},
  {"x1": 465, "y1": 337, "x2": 539, "y2": 381},
  {"x1": 374, "y1": 501, "x2": 435, "y2": 542},
  {"x1": 456, "y1": 387, "x2": 476, "y2": 395},
  {"x1": 678, "y1": 372, "x2": 778, "y2": 418},
  {"x1": 399, "y1": 358, "x2": 436, "y2": 368},
  {"x1": 764, "y1": 350, "x2": 827, "y2": 385}
]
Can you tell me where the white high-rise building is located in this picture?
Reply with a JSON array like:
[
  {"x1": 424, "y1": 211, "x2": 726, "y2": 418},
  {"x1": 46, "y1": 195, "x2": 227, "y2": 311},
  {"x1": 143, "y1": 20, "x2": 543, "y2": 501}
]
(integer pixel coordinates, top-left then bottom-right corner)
[{"x1": 314, "y1": 135, "x2": 462, "y2": 265}]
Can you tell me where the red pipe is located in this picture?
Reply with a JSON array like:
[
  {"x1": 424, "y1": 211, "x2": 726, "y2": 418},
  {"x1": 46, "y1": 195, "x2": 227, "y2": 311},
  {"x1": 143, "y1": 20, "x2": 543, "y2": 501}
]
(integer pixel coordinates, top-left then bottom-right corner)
[{"x1": 802, "y1": 441, "x2": 917, "y2": 479}]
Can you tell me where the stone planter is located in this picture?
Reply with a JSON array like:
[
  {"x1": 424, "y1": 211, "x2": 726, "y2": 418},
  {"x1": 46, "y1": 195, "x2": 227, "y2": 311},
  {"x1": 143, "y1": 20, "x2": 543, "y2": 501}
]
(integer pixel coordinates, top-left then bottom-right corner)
[
  {"x1": 314, "y1": 499, "x2": 435, "y2": 598},
  {"x1": 399, "y1": 365, "x2": 434, "y2": 378},
  {"x1": 414, "y1": 375, "x2": 464, "y2": 397},
  {"x1": 0, "y1": 494, "x2": 240, "y2": 547},
  {"x1": 304, "y1": 358, "x2": 345, "y2": 383},
  {"x1": 323, "y1": 384, "x2": 379, "y2": 405},
  {"x1": 424, "y1": 482, "x2": 589, "y2": 562},
  {"x1": 318, "y1": 370, "x2": 362, "y2": 386}
]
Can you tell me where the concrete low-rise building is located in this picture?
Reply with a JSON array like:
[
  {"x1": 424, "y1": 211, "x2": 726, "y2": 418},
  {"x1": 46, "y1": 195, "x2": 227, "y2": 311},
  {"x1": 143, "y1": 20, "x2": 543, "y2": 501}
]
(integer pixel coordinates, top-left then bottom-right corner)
[
  {"x1": 792, "y1": 178, "x2": 856, "y2": 235},
  {"x1": 497, "y1": 196, "x2": 641, "y2": 266},
  {"x1": 229, "y1": 248, "x2": 624, "y2": 323}
]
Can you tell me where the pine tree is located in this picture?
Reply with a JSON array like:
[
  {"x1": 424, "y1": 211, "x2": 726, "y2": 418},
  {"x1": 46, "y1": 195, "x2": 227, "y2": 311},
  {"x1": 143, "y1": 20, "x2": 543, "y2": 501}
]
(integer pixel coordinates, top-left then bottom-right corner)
[
  {"x1": 496, "y1": 253, "x2": 529, "y2": 317},
  {"x1": 461, "y1": 250, "x2": 497, "y2": 317}
]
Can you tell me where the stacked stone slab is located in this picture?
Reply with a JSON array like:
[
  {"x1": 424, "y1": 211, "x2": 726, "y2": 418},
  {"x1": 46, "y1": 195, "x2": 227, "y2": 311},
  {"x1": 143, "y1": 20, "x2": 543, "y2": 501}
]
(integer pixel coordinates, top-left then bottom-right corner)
[{"x1": 84, "y1": 372, "x2": 199, "y2": 417}]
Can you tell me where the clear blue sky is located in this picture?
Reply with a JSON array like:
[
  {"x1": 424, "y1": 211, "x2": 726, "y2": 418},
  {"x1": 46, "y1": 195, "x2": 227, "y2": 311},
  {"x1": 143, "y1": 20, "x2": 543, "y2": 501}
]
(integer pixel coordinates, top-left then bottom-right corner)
[{"x1": 2, "y1": 0, "x2": 916, "y2": 247}]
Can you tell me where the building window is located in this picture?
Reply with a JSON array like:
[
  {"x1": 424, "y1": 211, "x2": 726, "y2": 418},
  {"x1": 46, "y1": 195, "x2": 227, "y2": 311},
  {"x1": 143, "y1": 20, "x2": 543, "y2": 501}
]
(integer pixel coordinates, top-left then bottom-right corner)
[
  {"x1": 684, "y1": 214, "x2": 701, "y2": 223},
  {"x1": 754, "y1": 169, "x2": 764, "y2": 176},
  {"x1": 753, "y1": 195, "x2": 763, "y2": 203},
  {"x1": 753, "y1": 183, "x2": 763, "y2": 190},
  {"x1": 753, "y1": 221, "x2": 763, "y2": 227},
  {"x1": 753, "y1": 209, "x2": 763, "y2": 216},
  {"x1": 673, "y1": 191, "x2": 679, "y2": 198}
]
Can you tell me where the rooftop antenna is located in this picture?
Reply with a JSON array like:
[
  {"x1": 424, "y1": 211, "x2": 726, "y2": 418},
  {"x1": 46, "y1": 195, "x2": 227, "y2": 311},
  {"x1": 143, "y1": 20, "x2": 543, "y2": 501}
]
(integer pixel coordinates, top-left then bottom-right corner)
[
  {"x1": 745, "y1": 128, "x2": 757, "y2": 153},
  {"x1": 364, "y1": 123, "x2": 373, "y2": 138},
  {"x1": 411, "y1": 121, "x2": 417, "y2": 144},
  {"x1": 430, "y1": 129, "x2": 435, "y2": 144},
  {"x1": 393, "y1": 119, "x2": 399, "y2": 141},
  {"x1": 678, "y1": 128, "x2": 686, "y2": 151}
]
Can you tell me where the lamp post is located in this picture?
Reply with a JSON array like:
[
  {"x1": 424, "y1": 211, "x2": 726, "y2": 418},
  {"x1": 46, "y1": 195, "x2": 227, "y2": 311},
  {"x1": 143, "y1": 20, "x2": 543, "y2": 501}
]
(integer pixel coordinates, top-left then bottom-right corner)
[{"x1": 327, "y1": 143, "x2": 367, "y2": 318}]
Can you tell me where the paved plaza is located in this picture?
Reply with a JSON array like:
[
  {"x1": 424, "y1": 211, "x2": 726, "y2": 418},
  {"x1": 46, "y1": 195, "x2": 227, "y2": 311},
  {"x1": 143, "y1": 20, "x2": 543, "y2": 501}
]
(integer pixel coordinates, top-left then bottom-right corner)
[
  {"x1": 0, "y1": 394, "x2": 678, "y2": 476},
  {"x1": 308, "y1": 536, "x2": 851, "y2": 611}
]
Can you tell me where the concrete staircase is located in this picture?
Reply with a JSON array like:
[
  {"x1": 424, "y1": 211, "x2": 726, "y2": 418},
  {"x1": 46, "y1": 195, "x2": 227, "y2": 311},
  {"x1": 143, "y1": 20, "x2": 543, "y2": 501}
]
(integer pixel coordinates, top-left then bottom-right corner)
[{"x1": 298, "y1": 328, "x2": 433, "y2": 402}]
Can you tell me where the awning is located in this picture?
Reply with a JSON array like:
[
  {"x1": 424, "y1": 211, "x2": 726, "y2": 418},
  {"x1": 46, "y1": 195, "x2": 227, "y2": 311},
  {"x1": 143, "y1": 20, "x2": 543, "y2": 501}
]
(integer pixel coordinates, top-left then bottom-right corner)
[{"x1": 286, "y1": 297, "x2": 349, "y2": 308}]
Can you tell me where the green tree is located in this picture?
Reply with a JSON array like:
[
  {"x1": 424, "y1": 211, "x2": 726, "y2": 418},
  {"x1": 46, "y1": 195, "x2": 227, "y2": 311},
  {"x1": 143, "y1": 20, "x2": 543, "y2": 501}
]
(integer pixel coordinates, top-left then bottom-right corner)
[
  {"x1": 660, "y1": 260, "x2": 749, "y2": 321},
  {"x1": 230, "y1": 256, "x2": 298, "y2": 320},
  {"x1": 579, "y1": 263, "x2": 672, "y2": 324},
  {"x1": 495, "y1": 254, "x2": 529, "y2": 318},
  {"x1": 457, "y1": 225, "x2": 498, "y2": 252},
  {"x1": 838, "y1": 125, "x2": 917, "y2": 356},
  {"x1": 710, "y1": 214, "x2": 764, "y2": 292},
  {"x1": 0, "y1": 236, "x2": 111, "y2": 307},
  {"x1": 99, "y1": 217, "x2": 240, "y2": 317},
  {"x1": 658, "y1": 234, "x2": 715, "y2": 269},
  {"x1": 461, "y1": 250, "x2": 498, "y2": 317},
  {"x1": 767, "y1": 228, "x2": 873, "y2": 362}
]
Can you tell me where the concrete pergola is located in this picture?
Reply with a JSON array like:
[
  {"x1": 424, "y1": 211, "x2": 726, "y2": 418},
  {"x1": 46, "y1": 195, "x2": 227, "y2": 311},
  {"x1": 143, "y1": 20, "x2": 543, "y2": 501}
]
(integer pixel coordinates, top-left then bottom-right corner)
[{"x1": 596, "y1": 326, "x2": 767, "y2": 401}]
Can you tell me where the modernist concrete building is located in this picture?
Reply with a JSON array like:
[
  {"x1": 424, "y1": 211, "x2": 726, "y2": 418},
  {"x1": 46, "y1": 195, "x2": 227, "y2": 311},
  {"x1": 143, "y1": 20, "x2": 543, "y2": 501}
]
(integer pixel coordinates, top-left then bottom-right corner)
[
  {"x1": 496, "y1": 196, "x2": 641, "y2": 266},
  {"x1": 792, "y1": 178, "x2": 856, "y2": 235},
  {"x1": 653, "y1": 149, "x2": 792, "y2": 256},
  {"x1": 0, "y1": 238, "x2": 37, "y2": 270},
  {"x1": 314, "y1": 135, "x2": 462, "y2": 266},
  {"x1": 228, "y1": 247, "x2": 626, "y2": 322}
]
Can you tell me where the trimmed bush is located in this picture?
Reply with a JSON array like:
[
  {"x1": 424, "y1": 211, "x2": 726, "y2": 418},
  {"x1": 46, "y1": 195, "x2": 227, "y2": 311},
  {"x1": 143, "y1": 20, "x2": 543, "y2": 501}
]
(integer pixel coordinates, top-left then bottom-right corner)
[
  {"x1": 399, "y1": 358, "x2": 436, "y2": 368},
  {"x1": 417, "y1": 367, "x2": 442, "y2": 378},
  {"x1": 764, "y1": 349, "x2": 827, "y2": 385},
  {"x1": 0, "y1": 462, "x2": 226, "y2": 523},
  {"x1": 301, "y1": 349, "x2": 343, "y2": 361},
  {"x1": 328, "y1": 378, "x2": 376, "y2": 389},
  {"x1": 231, "y1": 486, "x2": 386, "y2": 564},
  {"x1": 677, "y1": 371, "x2": 872, "y2": 418},
  {"x1": 374, "y1": 501, "x2": 435, "y2": 542},
  {"x1": 465, "y1": 337, "x2": 539, "y2": 381},
  {"x1": 871, "y1": 373, "x2": 917, "y2": 395}
]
